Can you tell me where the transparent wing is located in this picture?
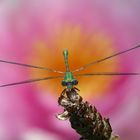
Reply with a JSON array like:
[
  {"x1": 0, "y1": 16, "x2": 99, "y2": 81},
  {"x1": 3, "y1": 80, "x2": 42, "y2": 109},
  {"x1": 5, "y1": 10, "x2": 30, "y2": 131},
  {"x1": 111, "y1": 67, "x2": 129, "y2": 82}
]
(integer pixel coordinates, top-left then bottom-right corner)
[
  {"x1": 0, "y1": 76, "x2": 63, "y2": 87},
  {"x1": 74, "y1": 72, "x2": 140, "y2": 77},
  {"x1": 72, "y1": 45, "x2": 140, "y2": 73},
  {"x1": 0, "y1": 59, "x2": 64, "y2": 74}
]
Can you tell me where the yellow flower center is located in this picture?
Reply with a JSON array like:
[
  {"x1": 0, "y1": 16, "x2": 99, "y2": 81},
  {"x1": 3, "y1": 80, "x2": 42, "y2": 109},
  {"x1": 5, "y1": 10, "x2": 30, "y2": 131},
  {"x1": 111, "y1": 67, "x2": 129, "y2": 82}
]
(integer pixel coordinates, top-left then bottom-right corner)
[{"x1": 28, "y1": 25, "x2": 120, "y2": 100}]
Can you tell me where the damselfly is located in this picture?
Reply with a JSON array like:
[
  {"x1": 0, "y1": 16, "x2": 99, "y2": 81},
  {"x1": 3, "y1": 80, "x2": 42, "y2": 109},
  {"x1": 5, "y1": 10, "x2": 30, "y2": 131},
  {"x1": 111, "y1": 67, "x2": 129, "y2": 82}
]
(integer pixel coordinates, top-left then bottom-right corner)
[{"x1": 0, "y1": 45, "x2": 140, "y2": 96}]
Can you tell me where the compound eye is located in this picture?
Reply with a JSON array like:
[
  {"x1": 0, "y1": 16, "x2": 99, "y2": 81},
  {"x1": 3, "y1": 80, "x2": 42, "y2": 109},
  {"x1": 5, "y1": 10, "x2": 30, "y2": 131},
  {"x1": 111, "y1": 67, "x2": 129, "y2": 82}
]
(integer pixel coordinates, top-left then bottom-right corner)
[
  {"x1": 61, "y1": 80, "x2": 67, "y2": 86},
  {"x1": 72, "y1": 79, "x2": 78, "y2": 85}
]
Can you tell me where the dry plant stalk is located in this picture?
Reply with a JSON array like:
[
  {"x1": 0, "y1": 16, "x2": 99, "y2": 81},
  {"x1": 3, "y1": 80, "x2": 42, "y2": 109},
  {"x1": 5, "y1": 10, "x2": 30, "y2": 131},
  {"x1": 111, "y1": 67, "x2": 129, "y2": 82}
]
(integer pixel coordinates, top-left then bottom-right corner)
[{"x1": 57, "y1": 88, "x2": 119, "y2": 140}]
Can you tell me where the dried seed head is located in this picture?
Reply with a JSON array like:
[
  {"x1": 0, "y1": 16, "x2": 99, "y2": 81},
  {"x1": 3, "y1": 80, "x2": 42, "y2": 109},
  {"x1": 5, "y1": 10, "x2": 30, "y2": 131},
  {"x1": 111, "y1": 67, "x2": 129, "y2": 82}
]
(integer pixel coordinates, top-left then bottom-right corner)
[{"x1": 57, "y1": 88, "x2": 118, "y2": 140}]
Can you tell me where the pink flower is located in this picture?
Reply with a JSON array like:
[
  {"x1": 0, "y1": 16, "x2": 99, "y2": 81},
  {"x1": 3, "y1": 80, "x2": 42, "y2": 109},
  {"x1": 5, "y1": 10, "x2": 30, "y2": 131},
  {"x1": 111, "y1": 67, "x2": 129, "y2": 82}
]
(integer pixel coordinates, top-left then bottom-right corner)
[{"x1": 0, "y1": 0, "x2": 140, "y2": 140}]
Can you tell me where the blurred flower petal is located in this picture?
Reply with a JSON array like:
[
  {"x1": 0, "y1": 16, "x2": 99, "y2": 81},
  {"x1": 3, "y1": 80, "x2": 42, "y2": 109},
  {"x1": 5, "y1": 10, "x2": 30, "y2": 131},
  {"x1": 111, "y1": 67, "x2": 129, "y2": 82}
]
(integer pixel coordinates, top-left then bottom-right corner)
[{"x1": 0, "y1": 0, "x2": 140, "y2": 140}]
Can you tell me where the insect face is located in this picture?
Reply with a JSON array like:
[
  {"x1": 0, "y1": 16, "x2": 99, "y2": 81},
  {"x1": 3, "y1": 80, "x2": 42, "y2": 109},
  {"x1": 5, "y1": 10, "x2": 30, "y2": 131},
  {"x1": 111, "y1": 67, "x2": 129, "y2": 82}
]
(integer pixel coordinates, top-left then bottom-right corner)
[{"x1": 61, "y1": 80, "x2": 78, "y2": 89}]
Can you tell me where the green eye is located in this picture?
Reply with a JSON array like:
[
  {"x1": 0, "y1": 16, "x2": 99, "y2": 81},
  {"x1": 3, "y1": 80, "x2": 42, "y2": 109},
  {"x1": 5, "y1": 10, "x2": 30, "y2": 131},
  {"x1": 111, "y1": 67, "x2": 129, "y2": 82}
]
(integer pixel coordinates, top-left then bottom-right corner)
[
  {"x1": 72, "y1": 79, "x2": 78, "y2": 85},
  {"x1": 61, "y1": 80, "x2": 67, "y2": 86}
]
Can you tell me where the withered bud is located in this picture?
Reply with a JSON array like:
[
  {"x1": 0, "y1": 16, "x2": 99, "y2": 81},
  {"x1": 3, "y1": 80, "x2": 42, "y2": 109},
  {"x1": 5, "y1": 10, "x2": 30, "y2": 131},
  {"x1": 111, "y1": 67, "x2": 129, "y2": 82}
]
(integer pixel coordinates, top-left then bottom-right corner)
[{"x1": 57, "y1": 88, "x2": 119, "y2": 140}]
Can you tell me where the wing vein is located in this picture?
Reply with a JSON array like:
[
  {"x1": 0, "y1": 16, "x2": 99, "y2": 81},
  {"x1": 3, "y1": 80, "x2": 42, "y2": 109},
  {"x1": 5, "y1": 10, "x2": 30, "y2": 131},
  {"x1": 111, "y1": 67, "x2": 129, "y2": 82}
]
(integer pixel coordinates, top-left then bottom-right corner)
[
  {"x1": 0, "y1": 76, "x2": 63, "y2": 87},
  {"x1": 74, "y1": 72, "x2": 140, "y2": 77},
  {"x1": 0, "y1": 59, "x2": 64, "y2": 74},
  {"x1": 72, "y1": 45, "x2": 140, "y2": 72}
]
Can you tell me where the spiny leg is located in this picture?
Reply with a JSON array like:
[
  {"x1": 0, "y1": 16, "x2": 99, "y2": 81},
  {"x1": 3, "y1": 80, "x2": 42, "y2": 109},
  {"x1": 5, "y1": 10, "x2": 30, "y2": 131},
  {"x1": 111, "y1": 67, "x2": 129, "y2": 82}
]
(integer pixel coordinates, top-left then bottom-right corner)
[
  {"x1": 60, "y1": 88, "x2": 67, "y2": 96},
  {"x1": 73, "y1": 87, "x2": 80, "y2": 91}
]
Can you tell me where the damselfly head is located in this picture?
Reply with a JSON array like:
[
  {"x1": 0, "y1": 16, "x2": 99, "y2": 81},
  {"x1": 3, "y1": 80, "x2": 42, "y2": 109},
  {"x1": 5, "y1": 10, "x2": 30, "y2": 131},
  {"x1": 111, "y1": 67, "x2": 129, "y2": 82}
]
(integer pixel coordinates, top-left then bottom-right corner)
[
  {"x1": 61, "y1": 79, "x2": 78, "y2": 86},
  {"x1": 61, "y1": 79, "x2": 78, "y2": 89}
]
